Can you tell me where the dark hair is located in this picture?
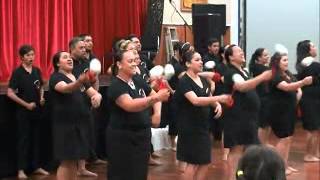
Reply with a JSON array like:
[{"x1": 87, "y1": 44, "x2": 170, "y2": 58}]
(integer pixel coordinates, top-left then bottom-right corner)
[
  {"x1": 52, "y1": 51, "x2": 66, "y2": 72},
  {"x1": 270, "y1": 52, "x2": 295, "y2": 82},
  {"x1": 111, "y1": 50, "x2": 129, "y2": 76},
  {"x1": 236, "y1": 145, "x2": 286, "y2": 180},
  {"x1": 69, "y1": 37, "x2": 83, "y2": 50},
  {"x1": 179, "y1": 42, "x2": 191, "y2": 57},
  {"x1": 181, "y1": 50, "x2": 196, "y2": 68},
  {"x1": 127, "y1": 34, "x2": 139, "y2": 41},
  {"x1": 207, "y1": 38, "x2": 219, "y2": 47},
  {"x1": 296, "y1": 40, "x2": 312, "y2": 73},
  {"x1": 19, "y1": 44, "x2": 35, "y2": 57},
  {"x1": 78, "y1": 34, "x2": 91, "y2": 41},
  {"x1": 173, "y1": 41, "x2": 183, "y2": 51},
  {"x1": 224, "y1": 44, "x2": 237, "y2": 64},
  {"x1": 249, "y1": 48, "x2": 266, "y2": 73}
]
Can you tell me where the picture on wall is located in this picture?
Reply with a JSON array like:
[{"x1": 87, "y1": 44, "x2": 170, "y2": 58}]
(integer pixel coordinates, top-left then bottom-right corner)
[{"x1": 181, "y1": 0, "x2": 208, "y2": 11}]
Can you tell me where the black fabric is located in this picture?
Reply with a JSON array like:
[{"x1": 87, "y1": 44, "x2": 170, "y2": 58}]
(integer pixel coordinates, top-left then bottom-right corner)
[
  {"x1": 223, "y1": 65, "x2": 260, "y2": 148},
  {"x1": 268, "y1": 72, "x2": 297, "y2": 138},
  {"x1": 107, "y1": 127, "x2": 151, "y2": 180},
  {"x1": 9, "y1": 66, "x2": 43, "y2": 113},
  {"x1": 168, "y1": 56, "x2": 184, "y2": 90},
  {"x1": 107, "y1": 75, "x2": 152, "y2": 130},
  {"x1": 8, "y1": 66, "x2": 45, "y2": 170},
  {"x1": 250, "y1": 63, "x2": 271, "y2": 128},
  {"x1": 49, "y1": 72, "x2": 90, "y2": 160},
  {"x1": 297, "y1": 61, "x2": 320, "y2": 130},
  {"x1": 175, "y1": 74, "x2": 212, "y2": 164}
]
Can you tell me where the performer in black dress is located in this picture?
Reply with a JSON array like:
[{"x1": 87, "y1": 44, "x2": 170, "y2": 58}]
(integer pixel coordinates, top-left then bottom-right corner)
[
  {"x1": 107, "y1": 50, "x2": 170, "y2": 180},
  {"x1": 248, "y1": 48, "x2": 271, "y2": 144},
  {"x1": 223, "y1": 45, "x2": 272, "y2": 180},
  {"x1": 296, "y1": 40, "x2": 320, "y2": 162},
  {"x1": 175, "y1": 50, "x2": 229, "y2": 180},
  {"x1": 167, "y1": 41, "x2": 185, "y2": 151},
  {"x1": 7, "y1": 45, "x2": 49, "y2": 179},
  {"x1": 49, "y1": 51, "x2": 102, "y2": 180},
  {"x1": 268, "y1": 52, "x2": 312, "y2": 175}
]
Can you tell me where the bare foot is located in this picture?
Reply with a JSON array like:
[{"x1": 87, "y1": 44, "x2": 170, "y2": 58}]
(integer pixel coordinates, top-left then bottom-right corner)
[
  {"x1": 78, "y1": 169, "x2": 98, "y2": 177},
  {"x1": 285, "y1": 168, "x2": 292, "y2": 176},
  {"x1": 149, "y1": 157, "x2": 162, "y2": 166},
  {"x1": 304, "y1": 155, "x2": 320, "y2": 162},
  {"x1": 288, "y1": 166, "x2": 298, "y2": 172},
  {"x1": 17, "y1": 170, "x2": 28, "y2": 179},
  {"x1": 33, "y1": 168, "x2": 49, "y2": 175},
  {"x1": 151, "y1": 152, "x2": 162, "y2": 158},
  {"x1": 91, "y1": 159, "x2": 107, "y2": 165}
]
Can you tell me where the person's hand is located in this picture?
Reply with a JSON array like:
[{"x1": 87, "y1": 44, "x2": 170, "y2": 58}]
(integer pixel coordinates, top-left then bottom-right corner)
[
  {"x1": 78, "y1": 73, "x2": 90, "y2": 84},
  {"x1": 40, "y1": 98, "x2": 45, "y2": 106},
  {"x1": 213, "y1": 102, "x2": 222, "y2": 119},
  {"x1": 26, "y1": 102, "x2": 36, "y2": 111},
  {"x1": 217, "y1": 94, "x2": 232, "y2": 104},
  {"x1": 155, "y1": 89, "x2": 170, "y2": 102},
  {"x1": 151, "y1": 113, "x2": 161, "y2": 128},
  {"x1": 302, "y1": 76, "x2": 313, "y2": 86},
  {"x1": 91, "y1": 93, "x2": 102, "y2": 108}
]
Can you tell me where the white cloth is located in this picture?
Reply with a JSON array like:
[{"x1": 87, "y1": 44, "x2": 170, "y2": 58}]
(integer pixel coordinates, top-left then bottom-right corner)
[{"x1": 151, "y1": 126, "x2": 172, "y2": 151}]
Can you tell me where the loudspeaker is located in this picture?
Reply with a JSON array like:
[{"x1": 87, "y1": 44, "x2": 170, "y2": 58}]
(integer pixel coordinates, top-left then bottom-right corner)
[{"x1": 192, "y1": 4, "x2": 226, "y2": 56}]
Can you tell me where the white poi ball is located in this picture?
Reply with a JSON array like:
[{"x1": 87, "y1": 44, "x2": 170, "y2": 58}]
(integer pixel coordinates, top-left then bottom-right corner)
[
  {"x1": 164, "y1": 64, "x2": 175, "y2": 80},
  {"x1": 301, "y1": 56, "x2": 314, "y2": 67},
  {"x1": 149, "y1": 65, "x2": 164, "y2": 78},
  {"x1": 232, "y1": 74, "x2": 245, "y2": 83},
  {"x1": 90, "y1": 58, "x2": 101, "y2": 74},
  {"x1": 204, "y1": 61, "x2": 216, "y2": 70},
  {"x1": 274, "y1": 43, "x2": 288, "y2": 55}
]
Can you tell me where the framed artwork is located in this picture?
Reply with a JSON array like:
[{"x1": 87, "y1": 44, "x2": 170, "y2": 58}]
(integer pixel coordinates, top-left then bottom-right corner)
[{"x1": 181, "y1": 0, "x2": 208, "y2": 12}]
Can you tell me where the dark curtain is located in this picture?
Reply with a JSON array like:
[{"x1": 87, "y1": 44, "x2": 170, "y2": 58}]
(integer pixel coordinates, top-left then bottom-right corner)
[{"x1": 0, "y1": 0, "x2": 148, "y2": 82}]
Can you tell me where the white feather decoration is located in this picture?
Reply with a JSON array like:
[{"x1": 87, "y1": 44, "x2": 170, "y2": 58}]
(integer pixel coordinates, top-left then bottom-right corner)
[
  {"x1": 90, "y1": 58, "x2": 101, "y2": 74},
  {"x1": 149, "y1": 65, "x2": 164, "y2": 78},
  {"x1": 274, "y1": 44, "x2": 288, "y2": 55},
  {"x1": 164, "y1": 64, "x2": 175, "y2": 80},
  {"x1": 204, "y1": 61, "x2": 216, "y2": 70}
]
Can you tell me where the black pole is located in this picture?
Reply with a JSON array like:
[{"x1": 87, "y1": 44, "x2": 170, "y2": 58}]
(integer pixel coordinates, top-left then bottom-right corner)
[{"x1": 168, "y1": 1, "x2": 192, "y2": 32}]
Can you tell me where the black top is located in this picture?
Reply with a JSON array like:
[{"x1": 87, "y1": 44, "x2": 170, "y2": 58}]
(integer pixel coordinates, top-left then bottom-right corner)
[
  {"x1": 250, "y1": 63, "x2": 270, "y2": 97},
  {"x1": 137, "y1": 65, "x2": 150, "y2": 83},
  {"x1": 202, "y1": 53, "x2": 221, "y2": 69},
  {"x1": 297, "y1": 61, "x2": 320, "y2": 97},
  {"x1": 168, "y1": 56, "x2": 184, "y2": 90},
  {"x1": 175, "y1": 74, "x2": 211, "y2": 133},
  {"x1": 224, "y1": 65, "x2": 260, "y2": 112},
  {"x1": 9, "y1": 65, "x2": 43, "y2": 110},
  {"x1": 108, "y1": 75, "x2": 152, "y2": 130},
  {"x1": 139, "y1": 52, "x2": 154, "y2": 70},
  {"x1": 49, "y1": 72, "x2": 91, "y2": 126},
  {"x1": 269, "y1": 72, "x2": 297, "y2": 105}
]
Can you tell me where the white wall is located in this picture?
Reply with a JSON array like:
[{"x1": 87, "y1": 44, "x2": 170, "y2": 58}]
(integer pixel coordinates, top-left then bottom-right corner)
[{"x1": 246, "y1": 0, "x2": 320, "y2": 73}]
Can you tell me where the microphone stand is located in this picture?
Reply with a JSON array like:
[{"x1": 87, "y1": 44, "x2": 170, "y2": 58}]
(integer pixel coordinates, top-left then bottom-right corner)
[{"x1": 169, "y1": 1, "x2": 192, "y2": 32}]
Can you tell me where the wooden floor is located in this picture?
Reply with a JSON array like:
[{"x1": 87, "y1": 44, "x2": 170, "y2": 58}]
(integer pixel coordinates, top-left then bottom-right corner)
[{"x1": 4, "y1": 125, "x2": 320, "y2": 180}]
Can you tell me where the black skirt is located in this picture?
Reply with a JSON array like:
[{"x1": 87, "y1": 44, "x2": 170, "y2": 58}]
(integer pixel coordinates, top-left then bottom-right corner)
[
  {"x1": 107, "y1": 127, "x2": 151, "y2": 180},
  {"x1": 177, "y1": 131, "x2": 211, "y2": 164},
  {"x1": 300, "y1": 97, "x2": 320, "y2": 131}
]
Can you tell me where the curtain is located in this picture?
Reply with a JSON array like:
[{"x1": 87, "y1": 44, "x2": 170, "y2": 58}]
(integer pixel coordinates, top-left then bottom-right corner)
[
  {"x1": 0, "y1": 0, "x2": 148, "y2": 82},
  {"x1": 73, "y1": 0, "x2": 148, "y2": 73},
  {"x1": 0, "y1": 0, "x2": 73, "y2": 82}
]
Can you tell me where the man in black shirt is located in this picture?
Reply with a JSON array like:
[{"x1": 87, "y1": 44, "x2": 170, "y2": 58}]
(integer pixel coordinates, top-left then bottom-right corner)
[
  {"x1": 202, "y1": 38, "x2": 222, "y2": 67},
  {"x1": 69, "y1": 37, "x2": 103, "y2": 177},
  {"x1": 7, "y1": 45, "x2": 49, "y2": 179}
]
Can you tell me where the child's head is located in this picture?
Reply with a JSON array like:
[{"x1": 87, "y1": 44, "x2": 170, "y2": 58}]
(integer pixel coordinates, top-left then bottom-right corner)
[
  {"x1": 236, "y1": 145, "x2": 286, "y2": 180},
  {"x1": 19, "y1": 44, "x2": 35, "y2": 65}
]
